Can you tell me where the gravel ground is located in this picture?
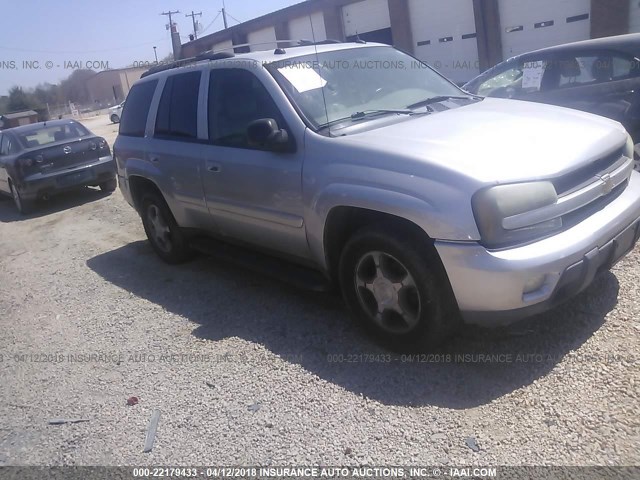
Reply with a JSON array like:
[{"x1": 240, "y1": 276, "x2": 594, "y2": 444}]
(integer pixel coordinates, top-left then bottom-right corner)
[{"x1": 0, "y1": 116, "x2": 638, "y2": 466}]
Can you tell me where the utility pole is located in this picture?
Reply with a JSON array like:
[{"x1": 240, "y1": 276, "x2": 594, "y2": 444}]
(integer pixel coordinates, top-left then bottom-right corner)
[
  {"x1": 185, "y1": 11, "x2": 202, "y2": 39},
  {"x1": 161, "y1": 10, "x2": 182, "y2": 60},
  {"x1": 160, "y1": 10, "x2": 180, "y2": 31},
  {"x1": 221, "y1": 0, "x2": 228, "y2": 29}
]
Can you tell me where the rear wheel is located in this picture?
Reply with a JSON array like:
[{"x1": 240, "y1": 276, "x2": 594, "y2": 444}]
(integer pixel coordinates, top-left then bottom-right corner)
[
  {"x1": 99, "y1": 178, "x2": 118, "y2": 192},
  {"x1": 9, "y1": 181, "x2": 35, "y2": 215},
  {"x1": 339, "y1": 225, "x2": 460, "y2": 351},
  {"x1": 110, "y1": 114, "x2": 120, "y2": 124},
  {"x1": 140, "y1": 191, "x2": 193, "y2": 264}
]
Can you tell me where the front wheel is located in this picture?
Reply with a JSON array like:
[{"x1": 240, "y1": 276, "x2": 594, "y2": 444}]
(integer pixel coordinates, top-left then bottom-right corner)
[
  {"x1": 9, "y1": 181, "x2": 35, "y2": 215},
  {"x1": 140, "y1": 191, "x2": 193, "y2": 264},
  {"x1": 339, "y1": 226, "x2": 460, "y2": 352}
]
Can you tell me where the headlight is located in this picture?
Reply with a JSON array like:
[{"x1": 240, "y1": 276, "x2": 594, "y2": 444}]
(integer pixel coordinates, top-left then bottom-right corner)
[
  {"x1": 472, "y1": 182, "x2": 561, "y2": 248},
  {"x1": 624, "y1": 134, "x2": 634, "y2": 159}
]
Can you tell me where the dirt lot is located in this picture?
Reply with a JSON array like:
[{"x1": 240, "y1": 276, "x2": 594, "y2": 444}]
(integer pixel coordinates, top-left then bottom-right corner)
[{"x1": 0, "y1": 115, "x2": 638, "y2": 466}]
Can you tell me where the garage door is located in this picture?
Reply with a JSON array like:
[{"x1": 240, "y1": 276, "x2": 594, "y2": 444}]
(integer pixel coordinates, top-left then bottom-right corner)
[
  {"x1": 342, "y1": 0, "x2": 391, "y2": 43},
  {"x1": 289, "y1": 12, "x2": 327, "y2": 43},
  {"x1": 211, "y1": 39, "x2": 233, "y2": 53},
  {"x1": 630, "y1": 0, "x2": 640, "y2": 32},
  {"x1": 248, "y1": 26, "x2": 277, "y2": 52},
  {"x1": 499, "y1": 0, "x2": 591, "y2": 59},
  {"x1": 408, "y1": 0, "x2": 479, "y2": 84}
]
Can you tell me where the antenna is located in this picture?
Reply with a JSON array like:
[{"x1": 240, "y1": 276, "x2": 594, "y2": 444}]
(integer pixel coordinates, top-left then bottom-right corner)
[{"x1": 310, "y1": 15, "x2": 330, "y2": 126}]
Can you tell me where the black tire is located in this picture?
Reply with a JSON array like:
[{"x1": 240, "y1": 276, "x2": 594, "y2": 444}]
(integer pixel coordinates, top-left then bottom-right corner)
[
  {"x1": 140, "y1": 191, "x2": 193, "y2": 264},
  {"x1": 110, "y1": 114, "x2": 120, "y2": 124},
  {"x1": 339, "y1": 225, "x2": 461, "y2": 352},
  {"x1": 99, "y1": 178, "x2": 118, "y2": 192},
  {"x1": 9, "y1": 181, "x2": 35, "y2": 215}
]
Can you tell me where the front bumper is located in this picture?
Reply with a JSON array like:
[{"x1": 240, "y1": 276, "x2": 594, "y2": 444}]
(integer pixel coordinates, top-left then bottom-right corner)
[
  {"x1": 436, "y1": 172, "x2": 640, "y2": 326},
  {"x1": 19, "y1": 156, "x2": 116, "y2": 200}
]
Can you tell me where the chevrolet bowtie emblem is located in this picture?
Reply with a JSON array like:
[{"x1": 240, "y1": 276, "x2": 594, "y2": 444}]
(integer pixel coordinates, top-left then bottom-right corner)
[{"x1": 599, "y1": 173, "x2": 614, "y2": 195}]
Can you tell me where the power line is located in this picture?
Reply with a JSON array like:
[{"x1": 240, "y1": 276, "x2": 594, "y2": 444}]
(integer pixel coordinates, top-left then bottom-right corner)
[
  {"x1": 0, "y1": 39, "x2": 168, "y2": 54},
  {"x1": 224, "y1": 11, "x2": 242, "y2": 25},
  {"x1": 199, "y1": 11, "x2": 222, "y2": 35}
]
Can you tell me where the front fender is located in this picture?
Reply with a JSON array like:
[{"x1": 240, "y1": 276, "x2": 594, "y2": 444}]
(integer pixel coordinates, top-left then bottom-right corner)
[{"x1": 305, "y1": 183, "x2": 480, "y2": 270}]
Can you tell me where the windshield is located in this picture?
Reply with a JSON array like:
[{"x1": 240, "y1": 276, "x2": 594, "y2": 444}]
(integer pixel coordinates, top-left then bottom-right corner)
[
  {"x1": 16, "y1": 121, "x2": 91, "y2": 148},
  {"x1": 267, "y1": 46, "x2": 466, "y2": 129}
]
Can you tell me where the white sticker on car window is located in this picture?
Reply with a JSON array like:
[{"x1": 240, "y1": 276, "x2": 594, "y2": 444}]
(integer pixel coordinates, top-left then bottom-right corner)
[
  {"x1": 521, "y1": 60, "x2": 546, "y2": 90},
  {"x1": 278, "y1": 66, "x2": 327, "y2": 93}
]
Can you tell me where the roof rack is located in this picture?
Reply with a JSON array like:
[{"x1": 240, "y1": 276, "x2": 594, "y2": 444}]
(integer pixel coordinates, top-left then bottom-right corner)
[
  {"x1": 139, "y1": 39, "x2": 355, "y2": 78},
  {"x1": 140, "y1": 51, "x2": 235, "y2": 78},
  {"x1": 294, "y1": 39, "x2": 342, "y2": 46}
]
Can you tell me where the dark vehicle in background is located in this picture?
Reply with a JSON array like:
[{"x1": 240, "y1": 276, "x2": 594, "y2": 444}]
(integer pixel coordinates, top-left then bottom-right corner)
[
  {"x1": 463, "y1": 34, "x2": 640, "y2": 157},
  {"x1": 0, "y1": 119, "x2": 116, "y2": 214}
]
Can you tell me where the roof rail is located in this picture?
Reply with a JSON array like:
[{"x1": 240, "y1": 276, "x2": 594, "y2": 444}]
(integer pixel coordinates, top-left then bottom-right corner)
[
  {"x1": 295, "y1": 39, "x2": 342, "y2": 46},
  {"x1": 140, "y1": 51, "x2": 235, "y2": 79},
  {"x1": 202, "y1": 39, "x2": 344, "y2": 55}
]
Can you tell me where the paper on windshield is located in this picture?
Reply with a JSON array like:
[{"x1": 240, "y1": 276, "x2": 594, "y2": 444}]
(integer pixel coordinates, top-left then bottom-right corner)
[
  {"x1": 521, "y1": 61, "x2": 546, "y2": 90},
  {"x1": 278, "y1": 66, "x2": 327, "y2": 93}
]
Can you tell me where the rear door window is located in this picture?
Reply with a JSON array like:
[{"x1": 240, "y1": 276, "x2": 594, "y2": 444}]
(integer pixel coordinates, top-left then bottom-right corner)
[
  {"x1": 119, "y1": 80, "x2": 158, "y2": 137},
  {"x1": 154, "y1": 71, "x2": 201, "y2": 140}
]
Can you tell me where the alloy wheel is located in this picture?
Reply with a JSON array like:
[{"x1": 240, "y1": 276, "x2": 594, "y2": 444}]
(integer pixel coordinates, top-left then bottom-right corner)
[
  {"x1": 354, "y1": 250, "x2": 421, "y2": 334},
  {"x1": 146, "y1": 204, "x2": 172, "y2": 253}
]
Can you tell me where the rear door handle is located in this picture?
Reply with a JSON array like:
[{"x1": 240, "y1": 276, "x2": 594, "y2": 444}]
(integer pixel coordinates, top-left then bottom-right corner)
[
  {"x1": 149, "y1": 155, "x2": 160, "y2": 163},
  {"x1": 207, "y1": 163, "x2": 221, "y2": 173}
]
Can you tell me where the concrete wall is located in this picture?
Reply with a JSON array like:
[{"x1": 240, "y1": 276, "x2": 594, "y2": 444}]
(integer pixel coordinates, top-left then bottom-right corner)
[{"x1": 86, "y1": 68, "x2": 147, "y2": 105}]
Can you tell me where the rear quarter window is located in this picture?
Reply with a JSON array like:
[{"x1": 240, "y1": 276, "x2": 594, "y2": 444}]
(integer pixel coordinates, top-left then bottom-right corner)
[{"x1": 119, "y1": 80, "x2": 158, "y2": 137}]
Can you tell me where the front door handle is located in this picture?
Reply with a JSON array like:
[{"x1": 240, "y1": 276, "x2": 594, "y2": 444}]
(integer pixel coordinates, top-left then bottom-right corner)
[
  {"x1": 207, "y1": 163, "x2": 221, "y2": 173},
  {"x1": 149, "y1": 155, "x2": 160, "y2": 163}
]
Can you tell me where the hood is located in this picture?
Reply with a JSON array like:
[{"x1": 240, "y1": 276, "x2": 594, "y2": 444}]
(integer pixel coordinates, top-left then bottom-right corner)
[{"x1": 339, "y1": 98, "x2": 628, "y2": 184}]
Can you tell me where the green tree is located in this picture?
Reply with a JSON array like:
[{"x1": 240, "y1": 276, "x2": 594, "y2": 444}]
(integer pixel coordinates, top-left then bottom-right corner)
[{"x1": 7, "y1": 86, "x2": 37, "y2": 112}]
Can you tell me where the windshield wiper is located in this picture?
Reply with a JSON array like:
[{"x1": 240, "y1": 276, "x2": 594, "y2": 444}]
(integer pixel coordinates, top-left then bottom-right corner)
[
  {"x1": 407, "y1": 95, "x2": 480, "y2": 110},
  {"x1": 350, "y1": 109, "x2": 413, "y2": 119},
  {"x1": 318, "y1": 109, "x2": 420, "y2": 130}
]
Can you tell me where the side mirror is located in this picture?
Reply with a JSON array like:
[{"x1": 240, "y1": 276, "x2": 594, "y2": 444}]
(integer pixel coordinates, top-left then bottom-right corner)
[{"x1": 247, "y1": 118, "x2": 289, "y2": 150}]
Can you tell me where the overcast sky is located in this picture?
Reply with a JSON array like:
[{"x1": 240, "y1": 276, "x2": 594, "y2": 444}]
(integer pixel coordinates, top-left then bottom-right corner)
[{"x1": 0, "y1": 0, "x2": 304, "y2": 96}]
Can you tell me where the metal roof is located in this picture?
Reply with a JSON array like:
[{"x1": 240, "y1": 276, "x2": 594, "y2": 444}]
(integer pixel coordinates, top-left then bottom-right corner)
[
  {"x1": 518, "y1": 33, "x2": 640, "y2": 60},
  {"x1": 1, "y1": 110, "x2": 38, "y2": 120}
]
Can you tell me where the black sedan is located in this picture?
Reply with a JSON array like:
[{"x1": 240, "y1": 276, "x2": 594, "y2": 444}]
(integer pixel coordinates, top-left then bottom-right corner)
[
  {"x1": 0, "y1": 119, "x2": 116, "y2": 214},
  {"x1": 463, "y1": 33, "x2": 640, "y2": 151}
]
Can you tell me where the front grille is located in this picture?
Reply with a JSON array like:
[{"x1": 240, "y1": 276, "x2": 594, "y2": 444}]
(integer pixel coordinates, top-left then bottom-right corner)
[
  {"x1": 552, "y1": 146, "x2": 624, "y2": 195},
  {"x1": 561, "y1": 180, "x2": 628, "y2": 231}
]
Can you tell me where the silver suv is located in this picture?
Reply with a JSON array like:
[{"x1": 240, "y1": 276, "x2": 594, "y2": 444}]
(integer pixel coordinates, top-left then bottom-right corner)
[{"x1": 114, "y1": 43, "x2": 640, "y2": 350}]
